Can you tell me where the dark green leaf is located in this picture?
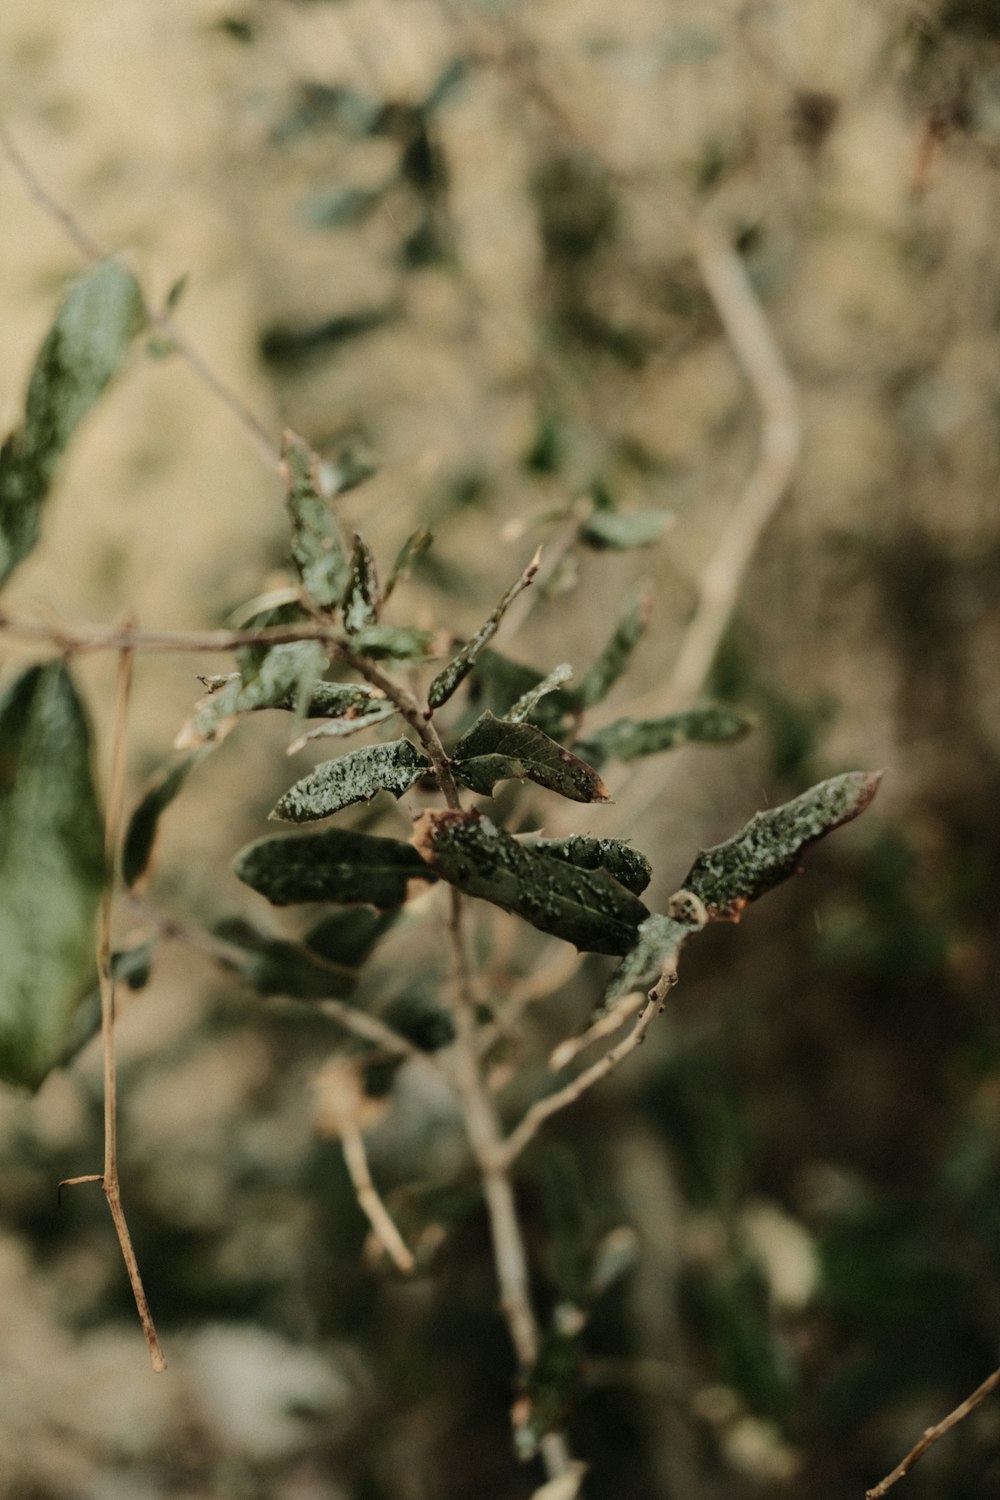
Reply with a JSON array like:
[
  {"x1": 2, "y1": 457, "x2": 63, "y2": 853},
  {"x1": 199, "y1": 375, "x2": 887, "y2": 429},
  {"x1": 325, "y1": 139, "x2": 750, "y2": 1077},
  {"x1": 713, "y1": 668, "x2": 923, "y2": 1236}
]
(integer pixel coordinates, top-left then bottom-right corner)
[
  {"x1": 522, "y1": 835, "x2": 652, "y2": 896},
  {"x1": 508, "y1": 663, "x2": 573, "y2": 723},
  {"x1": 0, "y1": 662, "x2": 105, "y2": 1088},
  {"x1": 122, "y1": 749, "x2": 211, "y2": 888},
  {"x1": 566, "y1": 588, "x2": 651, "y2": 713},
  {"x1": 575, "y1": 704, "x2": 755, "y2": 767},
  {"x1": 235, "y1": 826, "x2": 436, "y2": 908},
  {"x1": 384, "y1": 988, "x2": 455, "y2": 1052},
  {"x1": 413, "y1": 810, "x2": 648, "y2": 955},
  {"x1": 305, "y1": 907, "x2": 399, "y2": 968},
  {"x1": 342, "y1": 533, "x2": 381, "y2": 633},
  {"x1": 580, "y1": 507, "x2": 670, "y2": 550},
  {"x1": 282, "y1": 429, "x2": 349, "y2": 608},
  {"x1": 427, "y1": 549, "x2": 541, "y2": 710},
  {"x1": 452, "y1": 713, "x2": 609, "y2": 803},
  {"x1": 164, "y1": 273, "x2": 189, "y2": 311},
  {"x1": 0, "y1": 260, "x2": 145, "y2": 586},
  {"x1": 271, "y1": 737, "x2": 431, "y2": 822},
  {"x1": 214, "y1": 916, "x2": 359, "y2": 998},
  {"x1": 348, "y1": 624, "x2": 436, "y2": 660},
  {"x1": 680, "y1": 770, "x2": 883, "y2": 921},
  {"x1": 383, "y1": 527, "x2": 433, "y2": 600}
]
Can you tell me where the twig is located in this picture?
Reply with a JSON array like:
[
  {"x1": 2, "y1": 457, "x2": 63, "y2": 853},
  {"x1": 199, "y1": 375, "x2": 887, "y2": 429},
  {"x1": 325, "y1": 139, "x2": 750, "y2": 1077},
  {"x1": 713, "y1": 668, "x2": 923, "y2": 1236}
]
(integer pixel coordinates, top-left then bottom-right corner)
[
  {"x1": 60, "y1": 639, "x2": 167, "y2": 1372},
  {"x1": 548, "y1": 988, "x2": 644, "y2": 1073},
  {"x1": 497, "y1": 971, "x2": 675, "y2": 1171},
  {"x1": 0, "y1": 609, "x2": 345, "y2": 657},
  {"x1": 0, "y1": 118, "x2": 280, "y2": 470},
  {"x1": 479, "y1": 942, "x2": 585, "y2": 1059},
  {"x1": 340, "y1": 1124, "x2": 416, "y2": 1274},
  {"x1": 866, "y1": 1368, "x2": 1000, "y2": 1498}
]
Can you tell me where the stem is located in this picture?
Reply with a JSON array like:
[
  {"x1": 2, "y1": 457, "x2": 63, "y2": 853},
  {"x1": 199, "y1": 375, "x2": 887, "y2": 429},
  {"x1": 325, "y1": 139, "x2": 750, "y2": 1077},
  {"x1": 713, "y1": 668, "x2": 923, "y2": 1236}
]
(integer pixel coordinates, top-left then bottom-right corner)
[
  {"x1": 866, "y1": 1367, "x2": 1000, "y2": 1498},
  {"x1": 340, "y1": 1125, "x2": 416, "y2": 1274}
]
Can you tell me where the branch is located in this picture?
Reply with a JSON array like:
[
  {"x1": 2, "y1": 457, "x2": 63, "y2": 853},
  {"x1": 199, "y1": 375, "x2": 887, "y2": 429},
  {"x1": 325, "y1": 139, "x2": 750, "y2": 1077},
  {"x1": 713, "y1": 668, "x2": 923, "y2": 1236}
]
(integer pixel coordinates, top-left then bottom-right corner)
[
  {"x1": 340, "y1": 1124, "x2": 416, "y2": 1274},
  {"x1": 866, "y1": 1368, "x2": 1000, "y2": 1499}
]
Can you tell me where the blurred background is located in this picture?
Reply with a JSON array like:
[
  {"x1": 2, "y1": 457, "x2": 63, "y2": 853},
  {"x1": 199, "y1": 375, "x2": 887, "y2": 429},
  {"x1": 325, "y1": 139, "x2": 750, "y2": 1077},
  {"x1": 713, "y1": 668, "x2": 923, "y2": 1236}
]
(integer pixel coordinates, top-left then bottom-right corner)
[{"x1": 3, "y1": 1, "x2": 1000, "y2": 1496}]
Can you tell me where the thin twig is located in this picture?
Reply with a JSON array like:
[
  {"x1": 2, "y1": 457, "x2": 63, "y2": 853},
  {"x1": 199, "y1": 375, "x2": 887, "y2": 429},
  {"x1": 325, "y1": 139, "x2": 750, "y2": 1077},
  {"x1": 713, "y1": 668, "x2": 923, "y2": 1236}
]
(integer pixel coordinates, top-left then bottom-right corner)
[
  {"x1": 340, "y1": 1125, "x2": 416, "y2": 1274},
  {"x1": 866, "y1": 1368, "x2": 1000, "y2": 1499},
  {"x1": 0, "y1": 118, "x2": 280, "y2": 470},
  {"x1": 548, "y1": 988, "x2": 644, "y2": 1073}
]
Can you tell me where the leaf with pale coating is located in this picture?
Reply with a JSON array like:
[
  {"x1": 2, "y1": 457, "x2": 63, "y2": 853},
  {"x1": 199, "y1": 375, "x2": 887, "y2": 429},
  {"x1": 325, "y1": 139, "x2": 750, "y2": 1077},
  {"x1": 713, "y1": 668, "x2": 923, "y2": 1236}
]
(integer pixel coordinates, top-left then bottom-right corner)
[
  {"x1": 452, "y1": 713, "x2": 608, "y2": 803},
  {"x1": 679, "y1": 770, "x2": 883, "y2": 921},
  {"x1": 597, "y1": 913, "x2": 689, "y2": 1015},
  {"x1": 427, "y1": 549, "x2": 541, "y2": 710},
  {"x1": 508, "y1": 663, "x2": 573, "y2": 723},
  {"x1": 342, "y1": 533, "x2": 380, "y2": 633},
  {"x1": 522, "y1": 835, "x2": 652, "y2": 896},
  {"x1": 348, "y1": 624, "x2": 435, "y2": 660},
  {"x1": 271, "y1": 737, "x2": 431, "y2": 822},
  {"x1": 183, "y1": 665, "x2": 383, "y2": 749},
  {"x1": 413, "y1": 810, "x2": 648, "y2": 955},
  {"x1": 283, "y1": 430, "x2": 349, "y2": 607},
  {"x1": 0, "y1": 260, "x2": 146, "y2": 585},
  {"x1": 235, "y1": 826, "x2": 436, "y2": 908},
  {"x1": 0, "y1": 662, "x2": 105, "y2": 1089},
  {"x1": 575, "y1": 705, "x2": 754, "y2": 767}
]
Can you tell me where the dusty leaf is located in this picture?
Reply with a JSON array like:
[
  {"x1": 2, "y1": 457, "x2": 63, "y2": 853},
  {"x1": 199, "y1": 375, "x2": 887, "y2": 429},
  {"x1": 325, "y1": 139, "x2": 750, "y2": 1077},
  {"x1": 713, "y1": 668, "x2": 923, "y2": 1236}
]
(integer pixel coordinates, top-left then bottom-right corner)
[
  {"x1": 286, "y1": 702, "x2": 398, "y2": 753},
  {"x1": 680, "y1": 770, "x2": 883, "y2": 921},
  {"x1": 383, "y1": 527, "x2": 433, "y2": 600},
  {"x1": 597, "y1": 912, "x2": 689, "y2": 1016},
  {"x1": 576, "y1": 704, "x2": 754, "y2": 767},
  {"x1": 521, "y1": 834, "x2": 652, "y2": 895},
  {"x1": 348, "y1": 623, "x2": 436, "y2": 660},
  {"x1": 235, "y1": 826, "x2": 437, "y2": 908},
  {"x1": 122, "y1": 748, "x2": 212, "y2": 888},
  {"x1": 0, "y1": 260, "x2": 146, "y2": 585},
  {"x1": 413, "y1": 810, "x2": 648, "y2": 955},
  {"x1": 182, "y1": 659, "x2": 381, "y2": 748},
  {"x1": 427, "y1": 548, "x2": 541, "y2": 710},
  {"x1": 283, "y1": 429, "x2": 349, "y2": 608},
  {"x1": 452, "y1": 713, "x2": 609, "y2": 803},
  {"x1": 0, "y1": 662, "x2": 105, "y2": 1089},
  {"x1": 342, "y1": 533, "x2": 381, "y2": 633},
  {"x1": 271, "y1": 737, "x2": 431, "y2": 822},
  {"x1": 571, "y1": 587, "x2": 652, "y2": 711}
]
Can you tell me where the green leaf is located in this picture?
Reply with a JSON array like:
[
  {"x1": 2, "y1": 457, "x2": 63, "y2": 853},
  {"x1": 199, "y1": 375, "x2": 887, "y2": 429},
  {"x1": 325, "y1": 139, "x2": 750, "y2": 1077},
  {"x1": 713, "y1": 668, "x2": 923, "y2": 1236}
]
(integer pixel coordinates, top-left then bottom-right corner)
[
  {"x1": 384, "y1": 987, "x2": 455, "y2": 1052},
  {"x1": 287, "y1": 701, "x2": 399, "y2": 752},
  {"x1": 304, "y1": 906, "x2": 399, "y2": 968},
  {"x1": 508, "y1": 663, "x2": 573, "y2": 723},
  {"x1": 186, "y1": 667, "x2": 384, "y2": 748},
  {"x1": 235, "y1": 826, "x2": 437, "y2": 908},
  {"x1": 580, "y1": 507, "x2": 670, "y2": 551},
  {"x1": 282, "y1": 429, "x2": 350, "y2": 608},
  {"x1": 383, "y1": 527, "x2": 433, "y2": 600},
  {"x1": 122, "y1": 748, "x2": 211, "y2": 888},
  {"x1": 0, "y1": 260, "x2": 145, "y2": 586},
  {"x1": 570, "y1": 588, "x2": 651, "y2": 711},
  {"x1": 0, "y1": 662, "x2": 105, "y2": 1088},
  {"x1": 413, "y1": 810, "x2": 648, "y2": 955},
  {"x1": 679, "y1": 770, "x2": 883, "y2": 921},
  {"x1": 214, "y1": 916, "x2": 359, "y2": 998},
  {"x1": 164, "y1": 272, "x2": 189, "y2": 312},
  {"x1": 427, "y1": 549, "x2": 541, "y2": 710},
  {"x1": 271, "y1": 737, "x2": 431, "y2": 822},
  {"x1": 521, "y1": 835, "x2": 652, "y2": 896},
  {"x1": 575, "y1": 704, "x2": 755, "y2": 767},
  {"x1": 598, "y1": 912, "x2": 688, "y2": 1015},
  {"x1": 300, "y1": 183, "x2": 385, "y2": 230},
  {"x1": 342, "y1": 533, "x2": 381, "y2": 633},
  {"x1": 452, "y1": 713, "x2": 609, "y2": 804},
  {"x1": 348, "y1": 624, "x2": 436, "y2": 660}
]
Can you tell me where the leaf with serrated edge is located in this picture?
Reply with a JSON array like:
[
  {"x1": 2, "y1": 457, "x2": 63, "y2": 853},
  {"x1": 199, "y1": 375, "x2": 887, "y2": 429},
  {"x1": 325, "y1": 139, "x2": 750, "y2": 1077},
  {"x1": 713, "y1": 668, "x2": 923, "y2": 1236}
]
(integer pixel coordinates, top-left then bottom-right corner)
[
  {"x1": 123, "y1": 748, "x2": 212, "y2": 888},
  {"x1": 413, "y1": 810, "x2": 648, "y2": 955},
  {"x1": 235, "y1": 826, "x2": 436, "y2": 908},
  {"x1": 452, "y1": 713, "x2": 608, "y2": 803},
  {"x1": 271, "y1": 738, "x2": 431, "y2": 823},
  {"x1": 575, "y1": 705, "x2": 754, "y2": 767},
  {"x1": 342, "y1": 533, "x2": 380, "y2": 633},
  {"x1": 522, "y1": 835, "x2": 652, "y2": 896},
  {"x1": 1, "y1": 260, "x2": 146, "y2": 586},
  {"x1": 0, "y1": 662, "x2": 105, "y2": 1088},
  {"x1": 679, "y1": 770, "x2": 883, "y2": 921},
  {"x1": 283, "y1": 430, "x2": 349, "y2": 608},
  {"x1": 427, "y1": 548, "x2": 541, "y2": 710}
]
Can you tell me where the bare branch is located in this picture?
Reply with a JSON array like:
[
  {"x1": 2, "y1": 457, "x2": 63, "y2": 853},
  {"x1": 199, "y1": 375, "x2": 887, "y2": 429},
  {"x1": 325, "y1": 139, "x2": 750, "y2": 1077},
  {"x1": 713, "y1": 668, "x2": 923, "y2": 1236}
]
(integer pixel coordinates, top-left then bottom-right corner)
[
  {"x1": 548, "y1": 989, "x2": 644, "y2": 1073},
  {"x1": 866, "y1": 1368, "x2": 1000, "y2": 1499},
  {"x1": 340, "y1": 1125, "x2": 416, "y2": 1275}
]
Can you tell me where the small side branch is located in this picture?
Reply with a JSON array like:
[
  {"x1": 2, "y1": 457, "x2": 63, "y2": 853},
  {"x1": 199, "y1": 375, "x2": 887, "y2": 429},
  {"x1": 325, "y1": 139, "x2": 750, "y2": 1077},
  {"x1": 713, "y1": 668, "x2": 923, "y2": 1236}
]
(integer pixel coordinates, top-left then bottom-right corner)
[
  {"x1": 340, "y1": 1125, "x2": 415, "y2": 1274},
  {"x1": 866, "y1": 1368, "x2": 1000, "y2": 1499}
]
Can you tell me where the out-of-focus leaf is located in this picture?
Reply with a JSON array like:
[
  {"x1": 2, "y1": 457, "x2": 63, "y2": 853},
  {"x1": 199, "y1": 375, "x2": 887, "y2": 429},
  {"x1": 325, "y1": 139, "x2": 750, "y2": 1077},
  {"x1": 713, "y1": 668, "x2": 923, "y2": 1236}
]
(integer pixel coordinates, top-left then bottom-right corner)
[
  {"x1": 261, "y1": 307, "x2": 397, "y2": 369},
  {"x1": 287, "y1": 702, "x2": 398, "y2": 752},
  {"x1": 517, "y1": 1329, "x2": 583, "y2": 1459},
  {"x1": 383, "y1": 527, "x2": 433, "y2": 600},
  {"x1": 422, "y1": 56, "x2": 466, "y2": 114},
  {"x1": 452, "y1": 713, "x2": 609, "y2": 803},
  {"x1": 588, "y1": 1226, "x2": 641, "y2": 1298},
  {"x1": 384, "y1": 986, "x2": 456, "y2": 1051},
  {"x1": 0, "y1": 260, "x2": 145, "y2": 585},
  {"x1": 522, "y1": 835, "x2": 652, "y2": 896},
  {"x1": 427, "y1": 549, "x2": 541, "y2": 710},
  {"x1": 508, "y1": 663, "x2": 573, "y2": 723},
  {"x1": 321, "y1": 445, "x2": 378, "y2": 497},
  {"x1": 575, "y1": 704, "x2": 754, "y2": 767},
  {"x1": 235, "y1": 826, "x2": 436, "y2": 908},
  {"x1": 214, "y1": 916, "x2": 359, "y2": 998},
  {"x1": 570, "y1": 588, "x2": 651, "y2": 710},
  {"x1": 300, "y1": 184, "x2": 385, "y2": 230},
  {"x1": 342, "y1": 533, "x2": 380, "y2": 633},
  {"x1": 580, "y1": 506, "x2": 671, "y2": 551},
  {"x1": 528, "y1": 1465, "x2": 587, "y2": 1500},
  {"x1": 680, "y1": 770, "x2": 883, "y2": 921},
  {"x1": 122, "y1": 749, "x2": 211, "y2": 888},
  {"x1": 348, "y1": 624, "x2": 436, "y2": 660},
  {"x1": 0, "y1": 662, "x2": 105, "y2": 1089},
  {"x1": 597, "y1": 912, "x2": 689, "y2": 1016},
  {"x1": 413, "y1": 810, "x2": 648, "y2": 955},
  {"x1": 164, "y1": 272, "x2": 189, "y2": 311},
  {"x1": 304, "y1": 906, "x2": 399, "y2": 968},
  {"x1": 282, "y1": 430, "x2": 349, "y2": 607},
  {"x1": 271, "y1": 738, "x2": 431, "y2": 823}
]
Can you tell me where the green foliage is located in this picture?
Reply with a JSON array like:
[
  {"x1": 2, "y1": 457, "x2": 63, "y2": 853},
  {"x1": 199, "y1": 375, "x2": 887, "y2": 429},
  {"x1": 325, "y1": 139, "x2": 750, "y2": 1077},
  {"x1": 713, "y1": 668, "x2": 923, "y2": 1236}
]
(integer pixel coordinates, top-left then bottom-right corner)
[
  {"x1": 122, "y1": 749, "x2": 209, "y2": 887},
  {"x1": 0, "y1": 662, "x2": 105, "y2": 1088},
  {"x1": 0, "y1": 259, "x2": 145, "y2": 585},
  {"x1": 576, "y1": 704, "x2": 754, "y2": 767},
  {"x1": 282, "y1": 430, "x2": 350, "y2": 608},
  {"x1": 235, "y1": 826, "x2": 436, "y2": 908},
  {"x1": 272, "y1": 738, "x2": 431, "y2": 822},
  {"x1": 451, "y1": 713, "x2": 609, "y2": 803},
  {"x1": 427, "y1": 551, "x2": 540, "y2": 710}
]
